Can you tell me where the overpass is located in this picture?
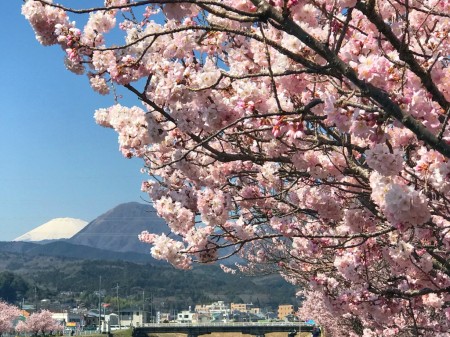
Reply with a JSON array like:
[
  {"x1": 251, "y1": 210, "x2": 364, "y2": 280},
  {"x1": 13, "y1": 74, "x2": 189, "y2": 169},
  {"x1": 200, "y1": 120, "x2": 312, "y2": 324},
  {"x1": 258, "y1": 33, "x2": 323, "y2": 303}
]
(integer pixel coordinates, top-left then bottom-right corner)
[{"x1": 132, "y1": 322, "x2": 314, "y2": 337}]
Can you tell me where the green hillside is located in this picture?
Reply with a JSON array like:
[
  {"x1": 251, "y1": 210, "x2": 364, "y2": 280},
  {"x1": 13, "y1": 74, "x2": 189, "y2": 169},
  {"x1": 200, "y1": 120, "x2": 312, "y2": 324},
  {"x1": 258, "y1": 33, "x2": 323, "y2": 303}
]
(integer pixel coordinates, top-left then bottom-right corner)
[{"x1": 0, "y1": 252, "x2": 298, "y2": 311}]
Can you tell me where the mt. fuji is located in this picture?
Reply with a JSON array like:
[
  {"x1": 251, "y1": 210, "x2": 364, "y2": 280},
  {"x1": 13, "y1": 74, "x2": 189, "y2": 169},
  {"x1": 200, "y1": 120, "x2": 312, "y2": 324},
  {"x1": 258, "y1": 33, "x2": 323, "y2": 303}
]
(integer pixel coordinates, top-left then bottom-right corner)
[{"x1": 14, "y1": 218, "x2": 88, "y2": 242}]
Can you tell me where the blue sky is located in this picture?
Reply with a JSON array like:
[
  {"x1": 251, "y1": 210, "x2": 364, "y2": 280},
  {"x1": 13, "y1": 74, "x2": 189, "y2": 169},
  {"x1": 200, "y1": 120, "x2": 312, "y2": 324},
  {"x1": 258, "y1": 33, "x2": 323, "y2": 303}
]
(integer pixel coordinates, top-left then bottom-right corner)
[{"x1": 0, "y1": 1, "x2": 148, "y2": 241}]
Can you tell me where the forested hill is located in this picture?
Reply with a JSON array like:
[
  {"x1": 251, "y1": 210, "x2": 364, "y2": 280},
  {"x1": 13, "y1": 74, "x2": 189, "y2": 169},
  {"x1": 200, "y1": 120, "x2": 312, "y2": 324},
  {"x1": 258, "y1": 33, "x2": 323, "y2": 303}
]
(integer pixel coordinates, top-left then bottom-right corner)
[
  {"x1": 0, "y1": 240, "x2": 157, "y2": 264},
  {"x1": 0, "y1": 251, "x2": 297, "y2": 310}
]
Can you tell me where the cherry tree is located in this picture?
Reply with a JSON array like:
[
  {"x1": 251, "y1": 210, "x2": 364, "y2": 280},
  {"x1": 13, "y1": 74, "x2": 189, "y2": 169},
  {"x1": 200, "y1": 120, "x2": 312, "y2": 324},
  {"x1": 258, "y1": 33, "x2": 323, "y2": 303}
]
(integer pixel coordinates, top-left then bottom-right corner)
[
  {"x1": 14, "y1": 321, "x2": 28, "y2": 335},
  {"x1": 297, "y1": 290, "x2": 349, "y2": 336},
  {"x1": 22, "y1": 0, "x2": 450, "y2": 336},
  {"x1": 0, "y1": 301, "x2": 20, "y2": 336},
  {"x1": 15, "y1": 310, "x2": 62, "y2": 336}
]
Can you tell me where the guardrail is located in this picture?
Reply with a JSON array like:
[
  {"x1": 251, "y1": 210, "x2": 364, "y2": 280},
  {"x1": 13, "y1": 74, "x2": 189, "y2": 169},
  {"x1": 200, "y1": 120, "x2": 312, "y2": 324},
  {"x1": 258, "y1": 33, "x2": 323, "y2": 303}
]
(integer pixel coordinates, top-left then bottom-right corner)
[
  {"x1": 139, "y1": 322, "x2": 312, "y2": 328},
  {"x1": 133, "y1": 321, "x2": 315, "y2": 337}
]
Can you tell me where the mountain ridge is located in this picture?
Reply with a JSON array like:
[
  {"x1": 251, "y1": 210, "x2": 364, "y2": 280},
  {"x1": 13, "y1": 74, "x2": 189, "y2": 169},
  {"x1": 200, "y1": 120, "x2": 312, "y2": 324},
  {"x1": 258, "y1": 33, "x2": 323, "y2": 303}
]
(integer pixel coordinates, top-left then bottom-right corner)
[
  {"x1": 9, "y1": 202, "x2": 240, "y2": 265},
  {"x1": 0, "y1": 240, "x2": 158, "y2": 264},
  {"x1": 4, "y1": 202, "x2": 165, "y2": 263},
  {"x1": 68, "y1": 202, "x2": 167, "y2": 254}
]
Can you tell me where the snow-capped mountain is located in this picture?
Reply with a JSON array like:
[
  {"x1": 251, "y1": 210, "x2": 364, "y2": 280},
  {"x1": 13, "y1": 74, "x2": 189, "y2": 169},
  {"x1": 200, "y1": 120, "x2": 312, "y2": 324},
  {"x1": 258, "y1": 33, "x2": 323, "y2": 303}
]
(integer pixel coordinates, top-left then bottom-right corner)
[{"x1": 14, "y1": 218, "x2": 88, "y2": 242}]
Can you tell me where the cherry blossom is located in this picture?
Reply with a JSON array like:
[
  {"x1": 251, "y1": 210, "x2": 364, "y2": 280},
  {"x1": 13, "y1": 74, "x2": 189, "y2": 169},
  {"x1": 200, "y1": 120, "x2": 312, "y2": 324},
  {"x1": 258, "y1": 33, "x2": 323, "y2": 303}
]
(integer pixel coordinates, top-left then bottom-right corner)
[
  {"x1": 17, "y1": 310, "x2": 62, "y2": 335},
  {"x1": 23, "y1": 0, "x2": 450, "y2": 335},
  {"x1": 0, "y1": 301, "x2": 20, "y2": 335}
]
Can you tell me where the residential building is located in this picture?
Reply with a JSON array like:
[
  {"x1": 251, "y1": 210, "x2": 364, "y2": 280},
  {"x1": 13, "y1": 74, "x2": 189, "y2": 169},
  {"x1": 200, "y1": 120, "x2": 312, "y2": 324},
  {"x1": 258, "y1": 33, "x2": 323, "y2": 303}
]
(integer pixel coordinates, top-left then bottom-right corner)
[
  {"x1": 249, "y1": 307, "x2": 261, "y2": 315},
  {"x1": 51, "y1": 312, "x2": 84, "y2": 329},
  {"x1": 119, "y1": 308, "x2": 150, "y2": 327},
  {"x1": 230, "y1": 303, "x2": 250, "y2": 312},
  {"x1": 194, "y1": 304, "x2": 210, "y2": 314},
  {"x1": 194, "y1": 301, "x2": 231, "y2": 322},
  {"x1": 277, "y1": 304, "x2": 294, "y2": 320},
  {"x1": 155, "y1": 311, "x2": 171, "y2": 323},
  {"x1": 209, "y1": 301, "x2": 230, "y2": 322},
  {"x1": 230, "y1": 303, "x2": 262, "y2": 316},
  {"x1": 177, "y1": 310, "x2": 197, "y2": 323}
]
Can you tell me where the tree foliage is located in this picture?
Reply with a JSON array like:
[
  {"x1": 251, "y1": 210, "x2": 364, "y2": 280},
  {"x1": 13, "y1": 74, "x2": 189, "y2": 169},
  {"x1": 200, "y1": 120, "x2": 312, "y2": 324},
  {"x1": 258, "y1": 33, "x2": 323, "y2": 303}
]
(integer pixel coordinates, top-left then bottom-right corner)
[
  {"x1": 22, "y1": 0, "x2": 450, "y2": 336},
  {"x1": 0, "y1": 272, "x2": 29, "y2": 304}
]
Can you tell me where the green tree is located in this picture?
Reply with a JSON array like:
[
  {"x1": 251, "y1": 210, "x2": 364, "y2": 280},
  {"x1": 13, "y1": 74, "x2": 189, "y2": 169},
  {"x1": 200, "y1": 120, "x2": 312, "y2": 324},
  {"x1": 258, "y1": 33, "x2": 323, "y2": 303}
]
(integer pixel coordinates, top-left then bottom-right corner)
[{"x1": 0, "y1": 272, "x2": 29, "y2": 304}]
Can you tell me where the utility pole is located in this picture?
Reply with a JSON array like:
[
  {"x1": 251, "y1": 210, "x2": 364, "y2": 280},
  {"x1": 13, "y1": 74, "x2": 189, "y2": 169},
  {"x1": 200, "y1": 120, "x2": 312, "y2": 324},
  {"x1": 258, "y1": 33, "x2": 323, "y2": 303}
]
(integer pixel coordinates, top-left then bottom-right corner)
[
  {"x1": 115, "y1": 283, "x2": 121, "y2": 328},
  {"x1": 150, "y1": 293, "x2": 153, "y2": 323},
  {"x1": 98, "y1": 276, "x2": 102, "y2": 331},
  {"x1": 34, "y1": 286, "x2": 37, "y2": 312}
]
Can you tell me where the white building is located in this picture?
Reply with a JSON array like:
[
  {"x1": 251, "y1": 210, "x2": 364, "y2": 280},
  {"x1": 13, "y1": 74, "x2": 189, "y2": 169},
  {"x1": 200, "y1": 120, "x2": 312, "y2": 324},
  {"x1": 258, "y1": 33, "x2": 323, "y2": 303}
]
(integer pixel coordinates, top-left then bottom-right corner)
[
  {"x1": 119, "y1": 309, "x2": 150, "y2": 327},
  {"x1": 177, "y1": 310, "x2": 197, "y2": 323},
  {"x1": 51, "y1": 312, "x2": 84, "y2": 329}
]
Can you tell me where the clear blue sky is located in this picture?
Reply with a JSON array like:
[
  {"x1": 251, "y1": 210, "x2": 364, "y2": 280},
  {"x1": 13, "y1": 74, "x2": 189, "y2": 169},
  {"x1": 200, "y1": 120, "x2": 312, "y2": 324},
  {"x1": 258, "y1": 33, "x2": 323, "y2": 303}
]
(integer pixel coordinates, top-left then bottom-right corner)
[{"x1": 0, "y1": 1, "x2": 148, "y2": 241}]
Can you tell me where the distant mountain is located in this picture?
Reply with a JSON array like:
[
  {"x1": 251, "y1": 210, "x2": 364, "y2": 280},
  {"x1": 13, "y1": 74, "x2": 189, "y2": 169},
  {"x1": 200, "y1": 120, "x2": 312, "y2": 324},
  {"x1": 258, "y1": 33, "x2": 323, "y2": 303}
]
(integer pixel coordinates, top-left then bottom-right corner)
[
  {"x1": 0, "y1": 240, "x2": 159, "y2": 264},
  {"x1": 6, "y1": 202, "x2": 239, "y2": 265},
  {"x1": 0, "y1": 241, "x2": 38, "y2": 253},
  {"x1": 14, "y1": 218, "x2": 88, "y2": 242},
  {"x1": 69, "y1": 202, "x2": 167, "y2": 254}
]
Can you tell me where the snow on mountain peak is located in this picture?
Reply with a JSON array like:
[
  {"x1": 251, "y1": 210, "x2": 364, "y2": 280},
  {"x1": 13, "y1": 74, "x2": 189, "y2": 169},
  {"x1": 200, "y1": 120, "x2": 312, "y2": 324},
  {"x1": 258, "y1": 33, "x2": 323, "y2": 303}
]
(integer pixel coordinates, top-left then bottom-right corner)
[{"x1": 14, "y1": 218, "x2": 88, "y2": 242}]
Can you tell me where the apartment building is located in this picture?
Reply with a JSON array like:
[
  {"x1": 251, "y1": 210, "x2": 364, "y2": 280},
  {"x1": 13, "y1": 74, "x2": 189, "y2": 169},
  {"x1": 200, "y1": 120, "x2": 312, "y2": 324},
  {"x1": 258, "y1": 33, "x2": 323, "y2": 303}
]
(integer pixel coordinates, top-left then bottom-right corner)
[
  {"x1": 230, "y1": 303, "x2": 250, "y2": 312},
  {"x1": 277, "y1": 304, "x2": 294, "y2": 320}
]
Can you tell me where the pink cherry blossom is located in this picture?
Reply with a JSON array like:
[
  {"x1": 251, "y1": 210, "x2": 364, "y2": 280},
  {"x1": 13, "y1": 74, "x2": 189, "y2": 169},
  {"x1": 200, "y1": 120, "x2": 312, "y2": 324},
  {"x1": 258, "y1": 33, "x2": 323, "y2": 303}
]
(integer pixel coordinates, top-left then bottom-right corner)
[
  {"x1": 0, "y1": 301, "x2": 21, "y2": 335},
  {"x1": 365, "y1": 143, "x2": 403, "y2": 176},
  {"x1": 89, "y1": 74, "x2": 110, "y2": 95},
  {"x1": 16, "y1": 310, "x2": 62, "y2": 335},
  {"x1": 23, "y1": 0, "x2": 450, "y2": 335}
]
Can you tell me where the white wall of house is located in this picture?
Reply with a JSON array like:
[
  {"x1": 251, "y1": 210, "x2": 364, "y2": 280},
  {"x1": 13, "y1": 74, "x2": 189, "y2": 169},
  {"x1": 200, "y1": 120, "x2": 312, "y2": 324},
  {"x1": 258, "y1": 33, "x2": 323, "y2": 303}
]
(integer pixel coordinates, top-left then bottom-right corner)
[
  {"x1": 51, "y1": 312, "x2": 83, "y2": 327},
  {"x1": 119, "y1": 310, "x2": 149, "y2": 327},
  {"x1": 177, "y1": 310, "x2": 196, "y2": 323}
]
